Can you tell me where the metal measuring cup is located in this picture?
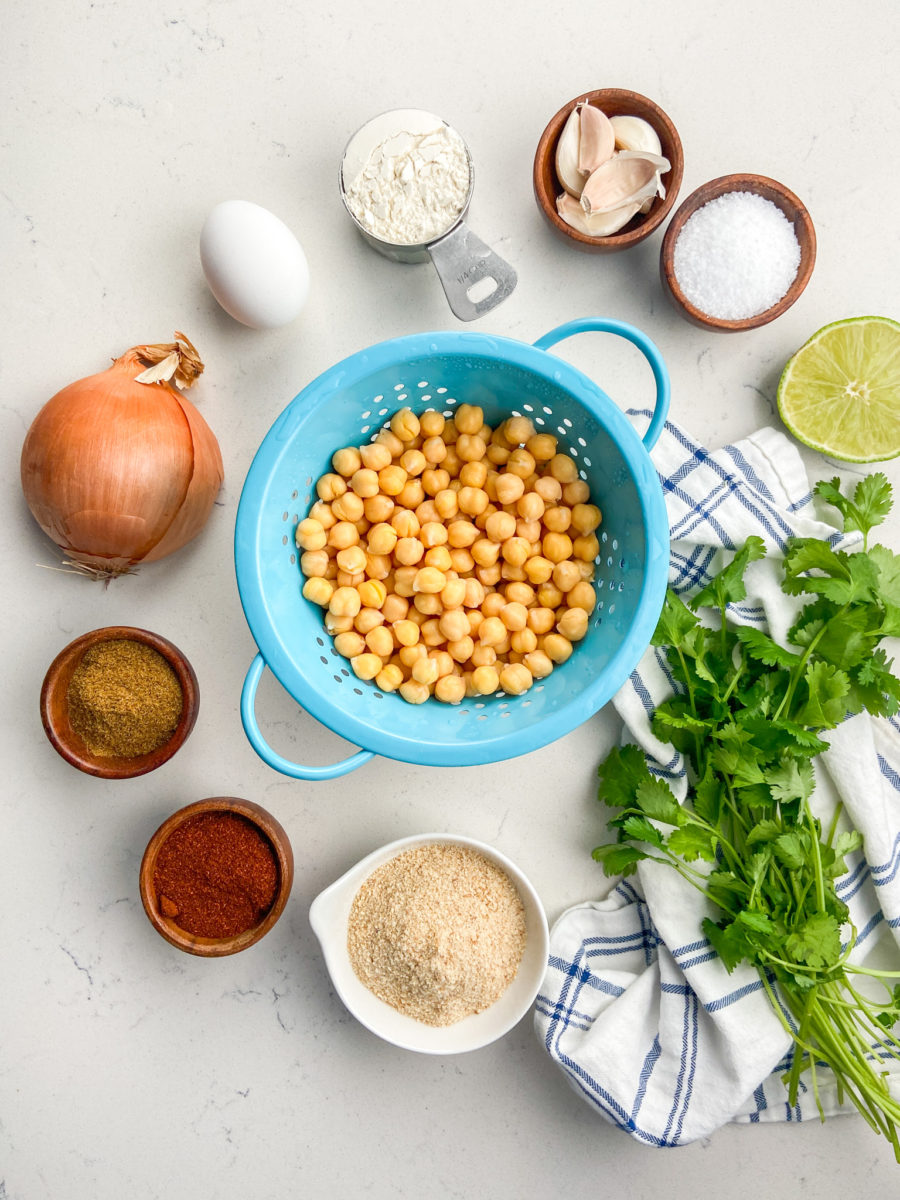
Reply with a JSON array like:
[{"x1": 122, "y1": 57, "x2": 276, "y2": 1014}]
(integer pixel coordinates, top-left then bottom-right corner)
[{"x1": 339, "y1": 109, "x2": 517, "y2": 322}]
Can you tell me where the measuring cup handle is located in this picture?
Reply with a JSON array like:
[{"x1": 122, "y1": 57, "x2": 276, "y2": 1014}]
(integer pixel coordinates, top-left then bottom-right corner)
[
  {"x1": 240, "y1": 653, "x2": 375, "y2": 781},
  {"x1": 532, "y1": 318, "x2": 670, "y2": 450},
  {"x1": 427, "y1": 222, "x2": 517, "y2": 322}
]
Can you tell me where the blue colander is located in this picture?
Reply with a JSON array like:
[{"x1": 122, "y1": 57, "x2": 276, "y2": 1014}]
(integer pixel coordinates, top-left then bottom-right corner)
[{"x1": 235, "y1": 318, "x2": 669, "y2": 781}]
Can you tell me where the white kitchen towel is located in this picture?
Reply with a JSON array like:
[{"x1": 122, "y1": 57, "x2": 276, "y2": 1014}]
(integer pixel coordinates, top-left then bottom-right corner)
[{"x1": 534, "y1": 415, "x2": 900, "y2": 1146}]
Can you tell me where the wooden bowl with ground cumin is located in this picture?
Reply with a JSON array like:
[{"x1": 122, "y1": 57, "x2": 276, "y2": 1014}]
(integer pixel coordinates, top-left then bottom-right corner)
[
  {"x1": 40, "y1": 626, "x2": 199, "y2": 779},
  {"x1": 309, "y1": 833, "x2": 550, "y2": 1054}
]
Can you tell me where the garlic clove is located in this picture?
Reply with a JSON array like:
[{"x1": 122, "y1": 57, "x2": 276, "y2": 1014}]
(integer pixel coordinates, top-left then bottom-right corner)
[
  {"x1": 556, "y1": 191, "x2": 642, "y2": 237},
  {"x1": 580, "y1": 151, "x2": 670, "y2": 215},
  {"x1": 577, "y1": 103, "x2": 615, "y2": 174},
  {"x1": 609, "y1": 114, "x2": 662, "y2": 156},
  {"x1": 555, "y1": 106, "x2": 587, "y2": 198}
]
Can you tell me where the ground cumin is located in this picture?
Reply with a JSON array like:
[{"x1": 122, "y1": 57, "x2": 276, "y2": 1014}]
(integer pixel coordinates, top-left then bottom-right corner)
[
  {"x1": 66, "y1": 638, "x2": 183, "y2": 758},
  {"x1": 347, "y1": 843, "x2": 527, "y2": 1027},
  {"x1": 153, "y1": 812, "x2": 279, "y2": 938}
]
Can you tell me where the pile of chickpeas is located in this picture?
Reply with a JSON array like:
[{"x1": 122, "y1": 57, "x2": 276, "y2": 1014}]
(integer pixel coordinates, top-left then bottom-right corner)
[{"x1": 295, "y1": 404, "x2": 602, "y2": 705}]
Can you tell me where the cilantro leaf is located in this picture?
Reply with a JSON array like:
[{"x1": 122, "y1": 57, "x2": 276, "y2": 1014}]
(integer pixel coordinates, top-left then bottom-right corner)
[
  {"x1": 634, "y1": 776, "x2": 685, "y2": 826},
  {"x1": 667, "y1": 824, "x2": 717, "y2": 863},
  {"x1": 621, "y1": 815, "x2": 665, "y2": 849},
  {"x1": 598, "y1": 743, "x2": 651, "y2": 812},
  {"x1": 766, "y1": 757, "x2": 815, "y2": 805},
  {"x1": 591, "y1": 842, "x2": 646, "y2": 877},
  {"x1": 784, "y1": 913, "x2": 842, "y2": 970},
  {"x1": 795, "y1": 661, "x2": 852, "y2": 728},
  {"x1": 652, "y1": 589, "x2": 699, "y2": 649},
  {"x1": 816, "y1": 474, "x2": 892, "y2": 539},
  {"x1": 735, "y1": 625, "x2": 803, "y2": 669},
  {"x1": 692, "y1": 536, "x2": 767, "y2": 612}
]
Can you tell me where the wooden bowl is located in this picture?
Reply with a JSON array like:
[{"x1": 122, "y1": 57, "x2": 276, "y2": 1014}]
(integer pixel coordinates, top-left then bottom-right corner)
[
  {"x1": 139, "y1": 797, "x2": 294, "y2": 957},
  {"x1": 660, "y1": 173, "x2": 816, "y2": 331},
  {"x1": 40, "y1": 626, "x2": 199, "y2": 779},
  {"x1": 533, "y1": 88, "x2": 684, "y2": 253}
]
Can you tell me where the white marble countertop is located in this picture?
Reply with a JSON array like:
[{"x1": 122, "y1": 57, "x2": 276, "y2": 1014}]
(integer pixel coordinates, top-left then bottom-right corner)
[{"x1": 4, "y1": 1, "x2": 900, "y2": 1195}]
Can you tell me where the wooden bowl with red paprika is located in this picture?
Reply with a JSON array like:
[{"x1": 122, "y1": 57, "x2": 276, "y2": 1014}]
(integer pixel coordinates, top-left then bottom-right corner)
[{"x1": 140, "y1": 797, "x2": 294, "y2": 956}]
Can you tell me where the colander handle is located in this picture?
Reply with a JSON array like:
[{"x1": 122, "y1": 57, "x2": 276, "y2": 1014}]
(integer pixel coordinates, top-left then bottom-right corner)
[
  {"x1": 240, "y1": 653, "x2": 375, "y2": 781},
  {"x1": 532, "y1": 318, "x2": 670, "y2": 450}
]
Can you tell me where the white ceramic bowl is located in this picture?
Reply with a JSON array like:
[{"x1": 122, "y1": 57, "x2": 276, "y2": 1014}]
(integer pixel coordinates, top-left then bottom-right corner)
[{"x1": 309, "y1": 833, "x2": 550, "y2": 1054}]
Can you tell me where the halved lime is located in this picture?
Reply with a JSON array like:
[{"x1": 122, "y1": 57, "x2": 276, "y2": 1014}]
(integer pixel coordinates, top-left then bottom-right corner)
[{"x1": 776, "y1": 316, "x2": 900, "y2": 462}]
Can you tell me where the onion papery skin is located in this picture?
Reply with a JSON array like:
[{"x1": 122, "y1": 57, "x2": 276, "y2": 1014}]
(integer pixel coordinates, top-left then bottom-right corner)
[{"x1": 21, "y1": 349, "x2": 224, "y2": 575}]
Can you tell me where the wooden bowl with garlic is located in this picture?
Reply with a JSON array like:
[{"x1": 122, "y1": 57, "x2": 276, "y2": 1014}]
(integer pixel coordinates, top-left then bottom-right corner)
[{"x1": 533, "y1": 89, "x2": 684, "y2": 253}]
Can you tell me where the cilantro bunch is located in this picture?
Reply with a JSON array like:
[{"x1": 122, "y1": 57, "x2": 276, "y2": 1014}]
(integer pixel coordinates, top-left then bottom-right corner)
[{"x1": 594, "y1": 476, "x2": 900, "y2": 1155}]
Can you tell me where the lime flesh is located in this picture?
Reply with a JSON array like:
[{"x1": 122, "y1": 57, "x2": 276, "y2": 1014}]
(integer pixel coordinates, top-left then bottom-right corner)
[{"x1": 776, "y1": 316, "x2": 900, "y2": 462}]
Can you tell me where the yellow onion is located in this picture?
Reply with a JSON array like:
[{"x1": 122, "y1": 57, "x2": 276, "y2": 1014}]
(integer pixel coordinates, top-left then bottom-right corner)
[{"x1": 21, "y1": 332, "x2": 224, "y2": 576}]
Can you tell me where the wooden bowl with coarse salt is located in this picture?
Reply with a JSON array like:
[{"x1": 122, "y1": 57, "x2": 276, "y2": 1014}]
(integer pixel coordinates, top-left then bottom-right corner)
[
  {"x1": 309, "y1": 832, "x2": 550, "y2": 1054},
  {"x1": 660, "y1": 173, "x2": 817, "y2": 332}
]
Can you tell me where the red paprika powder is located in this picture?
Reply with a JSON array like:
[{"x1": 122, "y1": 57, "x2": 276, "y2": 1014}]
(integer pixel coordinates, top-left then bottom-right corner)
[{"x1": 153, "y1": 811, "x2": 279, "y2": 938}]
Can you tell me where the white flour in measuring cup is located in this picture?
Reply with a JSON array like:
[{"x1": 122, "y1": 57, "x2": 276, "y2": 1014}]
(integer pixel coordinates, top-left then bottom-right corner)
[{"x1": 343, "y1": 111, "x2": 471, "y2": 246}]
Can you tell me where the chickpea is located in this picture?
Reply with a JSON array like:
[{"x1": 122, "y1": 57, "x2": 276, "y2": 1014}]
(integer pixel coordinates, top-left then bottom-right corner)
[
  {"x1": 324, "y1": 559, "x2": 339, "y2": 581},
  {"x1": 393, "y1": 566, "x2": 418, "y2": 597},
  {"x1": 316, "y1": 473, "x2": 347, "y2": 502},
  {"x1": 365, "y1": 552, "x2": 391, "y2": 581},
  {"x1": 390, "y1": 407, "x2": 420, "y2": 442},
  {"x1": 543, "y1": 532, "x2": 574, "y2": 563},
  {"x1": 549, "y1": 453, "x2": 578, "y2": 483},
  {"x1": 439, "y1": 609, "x2": 470, "y2": 643},
  {"x1": 391, "y1": 509, "x2": 420, "y2": 538},
  {"x1": 442, "y1": 445, "x2": 462, "y2": 476},
  {"x1": 543, "y1": 632, "x2": 574, "y2": 663},
  {"x1": 471, "y1": 538, "x2": 500, "y2": 567},
  {"x1": 336, "y1": 569, "x2": 365, "y2": 588},
  {"x1": 345, "y1": 467, "x2": 377, "y2": 499},
  {"x1": 447, "y1": 635, "x2": 475, "y2": 664},
  {"x1": 413, "y1": 566, "x2": 446, "y2": 594},
  {"x1": 494, "y1": 473, "x2": 526, "y2": 505},
  {"x1": 571, "y1": 502, "x2": 602, "y2": 535},
  {"x1": 552, "y1": 560, "x2": 582, "y2": 593},
  {"x1": 435, "y1": 674, "x2": 466, "y2": 705},
  {"x1": 573, "y1": 533, "x2": 600, "y2": 562},
  {"x1": 420, "y1": 619, "x2": 445, "y2": 648},
  {"x1": 476, "y1": 563, "x2": 502, "y2": 587},
  {"x1": 399, "y1": 680, "x2": 430, "y2": 704},
  {"x1": 567, "y1": 581, "x2": 597, "y2": 613},
  {"x1": 295, "y1": 517, "x2": 327, "y2": 551},
  {"x1": 524, "y1": 555, "x2": 554, "y2": 585},
  {"x1": 517, "y1": 491, "x2": 545, "y2": 522},
  {"x1": 457, "y1": 486, "x2": 489, "y2": 517},
  {"x1": 563, "y1": 479, "x2": 591, "y2": 506},
  {"x1": 309, "y1": 500, "x2": 337, "y2": 530},
  {"x1": 526, "y1": 433, "x2": 557, "y2": 462},
  {"x1": 393, "y1": 619, "x2": 420, "y2": 647},
  {"x1": 458, "y1": 460, "x2": 488, "y2": 489},
  {"x1": 478, "y1": 616, "x2": 506, "y2": 647},
  {"x1": 446, "y1": 519, "x2": 478, "y2": 550},
  {"x1": 504, "y1": 581, "x2": 534, "y2": 607},
  {"x1": 424, "y1": 546, "x2": 451, "y2": 573},
  {"x1": 334, "y1": 630, "x2": 366, "y2": 658},
  {"x1": 378, "y1": 464, "x2": 408, "y2": 496},
  {"x1": 420, "y1": 520, "x2": 449, "y2": 548},
  {"x1": 395, "y1": 537, "x2": 425, "y2": 566},
  {"x1": 524, "y1": 649, "x2": 554, "y2": 679},
  {"x1": 506, "y1": 447, "x2": 536, "y2": 479},
  {"x1": 456, "y1": 434, "x2": 487, "y2": 462},
  {"x1": 499, "y1": 662, "x2": 533, "y2": 695},
  {"x1": 411, "y1": 656, "x2": 439, "y2": 686},
  {"x1": 534, "y1": 476, "x2": 562, "y2": 503},
  {"x1": 481, "y1": 510, "x2": 514, "y2": 543},
  {"x1": 470, "y1": 642, "x2": 496, "y2": 668},
  {"x1": 361, "y1": 624, "x2": 392, "y2": 658},
  {"x1": 422, "y1": 466, "x2": 450, "y2": 494},
  {"x1": 329, "y1": 586, "x2": 362, "y2": 618},
  {"x1": 413, "y1": 591, "x2": 443, "y2": 616},
  {"x1": 454, "y1": 403, "x2": 484, "y2": 435},
  {"x1": 375, "y1": 663, "x2": 403, "y2": 692},
  {"x1": 400, "y1": 448, "x2": 426, "y2": 477},
  {"x1": 355, "y1": 607, "x2": 385, "y2": 635},
  {"x1": 578, "y1": 560, "x2": 596, "y2": 583},
  {"x1": 324, "y1": 612, "x2": 354, "y2": 636},
  {"x1": 500, "y1": 602, "x2": 528, "y2": 632},
  {"x1": 501, "y1": 536, "x2": 530, "y2": 567},
  {"x1": 332, "y1": 446, "x2": 362, "y2": 477},
  {"x1": 543, "y1": 505, "x2": 572, "y2": 535},
  {"x1": 300, "y1": 548, "x2": 329, "y2": 577},
  {"x1": 472, "y1": 665, "x2": 500, "y2": 695},
  {"x1": 537, "y1": 582, "x2": 564, "y2": 609},
  {"x1": 375, "y1": 428, "x2": 405, "y2": 457},
  {"x1": 328, "y1": 522, "x2": 360, "y2": 553},
  {"x1": 463, "y1": 578, "x2": 486, "y2": 609},
  {"x1": 367, "y1": 522, "x2": 398, "y2": 556},
  {"x1": 332, "y1": 491, "x2": 364, "y2": 523},
  {"x1": 395, "y1": 479, "x2": 424, "y2": 509},
  {"x1": 557, "y1": 607, "x2": 590, "y2": 641},
  {"x1": 510, "y1": 627, "x2": 538, "y2": 654},
  {"x1": 360, "y1": 441, "x2": 393, "y2": 471},
  {"x1": 364, "y1": 493, "x2": 394, "y2": 523},
  {"x1": 302, "y1": 577, "x2": 334, "y2": 607},
  {"x1": 440, "y1": 576, "x2": 467, "y2": 609},
  {"x1": 504, "y1": 415, "x2": 535, "y2": 445},
  {"x1": 357, "y1": 579, "x2": 387, "y2": 609},
  {"x1": 334, "y1": 545, "x2": 365, "y2": 575},
  {"x1": 381, "y1": 594, "x2": 408, "y2": 623},
  {"x1": 435, "y1": 489, "x2": 459, "y2": 520}
]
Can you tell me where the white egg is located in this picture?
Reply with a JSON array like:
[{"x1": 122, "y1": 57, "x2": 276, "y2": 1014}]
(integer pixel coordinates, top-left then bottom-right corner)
[{"x1": 200, "y1": 200, "x2": 310, "y2": 329}]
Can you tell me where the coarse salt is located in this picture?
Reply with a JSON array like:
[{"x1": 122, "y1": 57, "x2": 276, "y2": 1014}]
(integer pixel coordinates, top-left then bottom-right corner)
[{"x1": 672, "y1": 190, "x2": 801, "y2": 321}]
